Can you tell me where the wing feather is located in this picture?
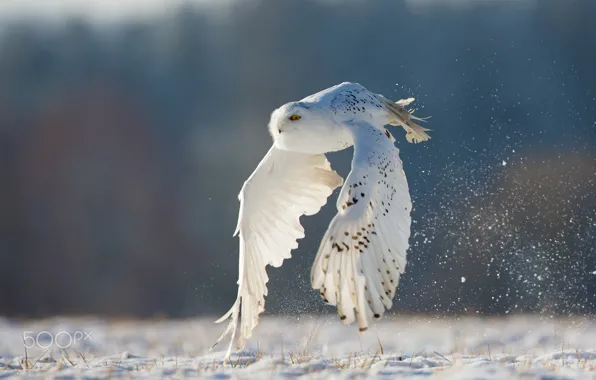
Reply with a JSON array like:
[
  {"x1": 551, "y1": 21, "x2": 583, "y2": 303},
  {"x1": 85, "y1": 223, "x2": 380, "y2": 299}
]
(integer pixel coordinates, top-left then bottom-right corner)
[
  {"x1": 311, "y1": 121, "x2": 411, "y2": 331},
  {"x1": 214, "y1": 146, "x2": 342, "y2": 359}
]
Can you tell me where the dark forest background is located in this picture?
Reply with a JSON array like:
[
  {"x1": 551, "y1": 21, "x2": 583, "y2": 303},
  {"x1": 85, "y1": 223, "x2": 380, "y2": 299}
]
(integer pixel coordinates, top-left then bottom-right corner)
[{"x1": 0, "y1": 0, "x2": 595, "y2": 318}]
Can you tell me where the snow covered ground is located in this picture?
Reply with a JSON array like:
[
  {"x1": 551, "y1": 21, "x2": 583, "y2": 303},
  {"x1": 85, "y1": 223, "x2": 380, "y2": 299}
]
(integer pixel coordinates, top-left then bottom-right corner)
[{"x1": 0, "y1": 315, "x2": 595, "y2": 378}]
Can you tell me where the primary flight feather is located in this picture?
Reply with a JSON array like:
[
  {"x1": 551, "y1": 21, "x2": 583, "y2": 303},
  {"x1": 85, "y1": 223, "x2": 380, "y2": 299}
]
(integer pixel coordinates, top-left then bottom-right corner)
[{"x1": 214, "y1": 82, "x2": 430, "y2": 359}]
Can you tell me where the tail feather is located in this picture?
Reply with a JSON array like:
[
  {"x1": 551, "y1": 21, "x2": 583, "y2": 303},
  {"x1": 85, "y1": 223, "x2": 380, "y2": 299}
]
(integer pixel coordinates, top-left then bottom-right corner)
[{"x1": 378, "y1": 96, "x2": 431, "y2": 144}]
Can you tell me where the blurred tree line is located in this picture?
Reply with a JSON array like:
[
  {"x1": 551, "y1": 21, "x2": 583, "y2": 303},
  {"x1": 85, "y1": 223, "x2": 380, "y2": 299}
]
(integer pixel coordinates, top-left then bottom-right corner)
[{"x1": 0, "y1": 0, "x2": 595, "y2": 318}]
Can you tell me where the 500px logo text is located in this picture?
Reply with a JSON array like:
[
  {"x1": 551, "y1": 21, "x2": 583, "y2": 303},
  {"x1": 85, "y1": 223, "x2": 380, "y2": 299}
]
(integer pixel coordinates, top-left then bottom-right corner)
[{"x1": 23, "y1": 331, "x2": 93, "y2": 349}]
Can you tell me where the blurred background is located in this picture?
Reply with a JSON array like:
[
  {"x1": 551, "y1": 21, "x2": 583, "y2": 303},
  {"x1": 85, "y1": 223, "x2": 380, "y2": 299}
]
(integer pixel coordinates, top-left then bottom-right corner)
[{"x1": 0, "y1": 0, "x2": 595, "y2": 319}]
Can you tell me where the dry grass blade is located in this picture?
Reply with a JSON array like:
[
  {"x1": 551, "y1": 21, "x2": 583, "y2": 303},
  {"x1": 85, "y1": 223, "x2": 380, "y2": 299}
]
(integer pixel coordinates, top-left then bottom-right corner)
[
  {"x1": 368, "y1": 348, "x2": 383, "y2": 369},
  {"x1": 377, "y1": 336, "x2": 384, "y2": 356},
  {"x1": 22, "y1": 347, "x2": 30, "y2": 370},
  {"x1": 30, "y1": 348, "x2": 51, "y2": 370},
  {"x1": 75, "y1": 349, "x2": 93, "y2": 368},
  {"x1": 434, "y1": 351, "x2": 451, "y2": 364},
  {"x1": 281, "y1": 339, "x2": 285, "y2": 362},
  {"x1": 61, "y1": 350, "x2": 74, "y2": 367}
]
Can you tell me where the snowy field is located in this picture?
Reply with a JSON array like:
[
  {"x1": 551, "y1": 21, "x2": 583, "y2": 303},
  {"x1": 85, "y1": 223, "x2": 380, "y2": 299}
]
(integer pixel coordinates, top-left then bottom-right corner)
[{"x1": 1, "y1": 315, "x2": 595, "y2": 379}]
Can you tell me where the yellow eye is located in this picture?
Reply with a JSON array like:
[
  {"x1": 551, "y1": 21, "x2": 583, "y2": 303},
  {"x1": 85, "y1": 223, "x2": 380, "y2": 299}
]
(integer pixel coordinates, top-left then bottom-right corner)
[{"x1": 289, "y1": 114, "x2": 301, "y2": 121}]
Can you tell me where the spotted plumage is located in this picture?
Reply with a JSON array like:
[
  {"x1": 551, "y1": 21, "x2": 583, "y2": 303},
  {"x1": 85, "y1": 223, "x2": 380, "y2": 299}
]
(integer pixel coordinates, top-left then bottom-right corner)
[{"x1": 214, "y1": 82, "x2": 430, "y2": 360}]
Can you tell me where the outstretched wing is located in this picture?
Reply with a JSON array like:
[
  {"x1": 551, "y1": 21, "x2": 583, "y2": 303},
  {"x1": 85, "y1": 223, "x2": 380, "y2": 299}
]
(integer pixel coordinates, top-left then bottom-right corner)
[
  {"x1": 215, "y1": 146, "x2": 342, "y2": 359},
  {"x1": 311, "y1": 121, "x2": 411, "y2": 332}
]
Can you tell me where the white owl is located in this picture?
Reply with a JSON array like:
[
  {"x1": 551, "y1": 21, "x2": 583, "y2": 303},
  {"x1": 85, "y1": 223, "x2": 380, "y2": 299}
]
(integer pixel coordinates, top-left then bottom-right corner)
[{"x1": 214, "y1": 82, "x2": 430, "y2": 359}]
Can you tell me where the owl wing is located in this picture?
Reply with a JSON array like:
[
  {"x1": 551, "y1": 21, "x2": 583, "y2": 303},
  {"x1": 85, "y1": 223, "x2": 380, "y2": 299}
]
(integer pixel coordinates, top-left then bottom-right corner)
[
  {"x1": 311, "y1": 121, "x2": 412, "y2": 332},
  {"x1": 214, "y1": 146, "x2": 342, "y2": 359}
]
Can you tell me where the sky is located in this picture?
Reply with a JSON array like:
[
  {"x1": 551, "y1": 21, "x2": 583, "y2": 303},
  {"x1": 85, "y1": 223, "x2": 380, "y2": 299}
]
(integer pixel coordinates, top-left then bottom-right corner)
[
  {"x1": 0, "y1": 0, "x2": 239, "y2": 23},
  {"x1": 0, "y1": 0, "x2": 537, "y2": 24}
]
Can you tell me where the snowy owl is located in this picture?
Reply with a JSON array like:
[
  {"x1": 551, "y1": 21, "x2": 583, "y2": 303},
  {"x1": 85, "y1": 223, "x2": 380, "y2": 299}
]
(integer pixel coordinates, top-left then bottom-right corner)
[{"x1": 214, "y1": 82, "x2": 430, "y2": 358}]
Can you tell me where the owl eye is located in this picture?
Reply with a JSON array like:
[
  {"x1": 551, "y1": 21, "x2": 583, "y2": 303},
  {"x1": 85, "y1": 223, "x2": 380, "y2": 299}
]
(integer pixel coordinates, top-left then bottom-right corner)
[{"x1": 289, "y1": 114, "x2": 301, "y2": 121}]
